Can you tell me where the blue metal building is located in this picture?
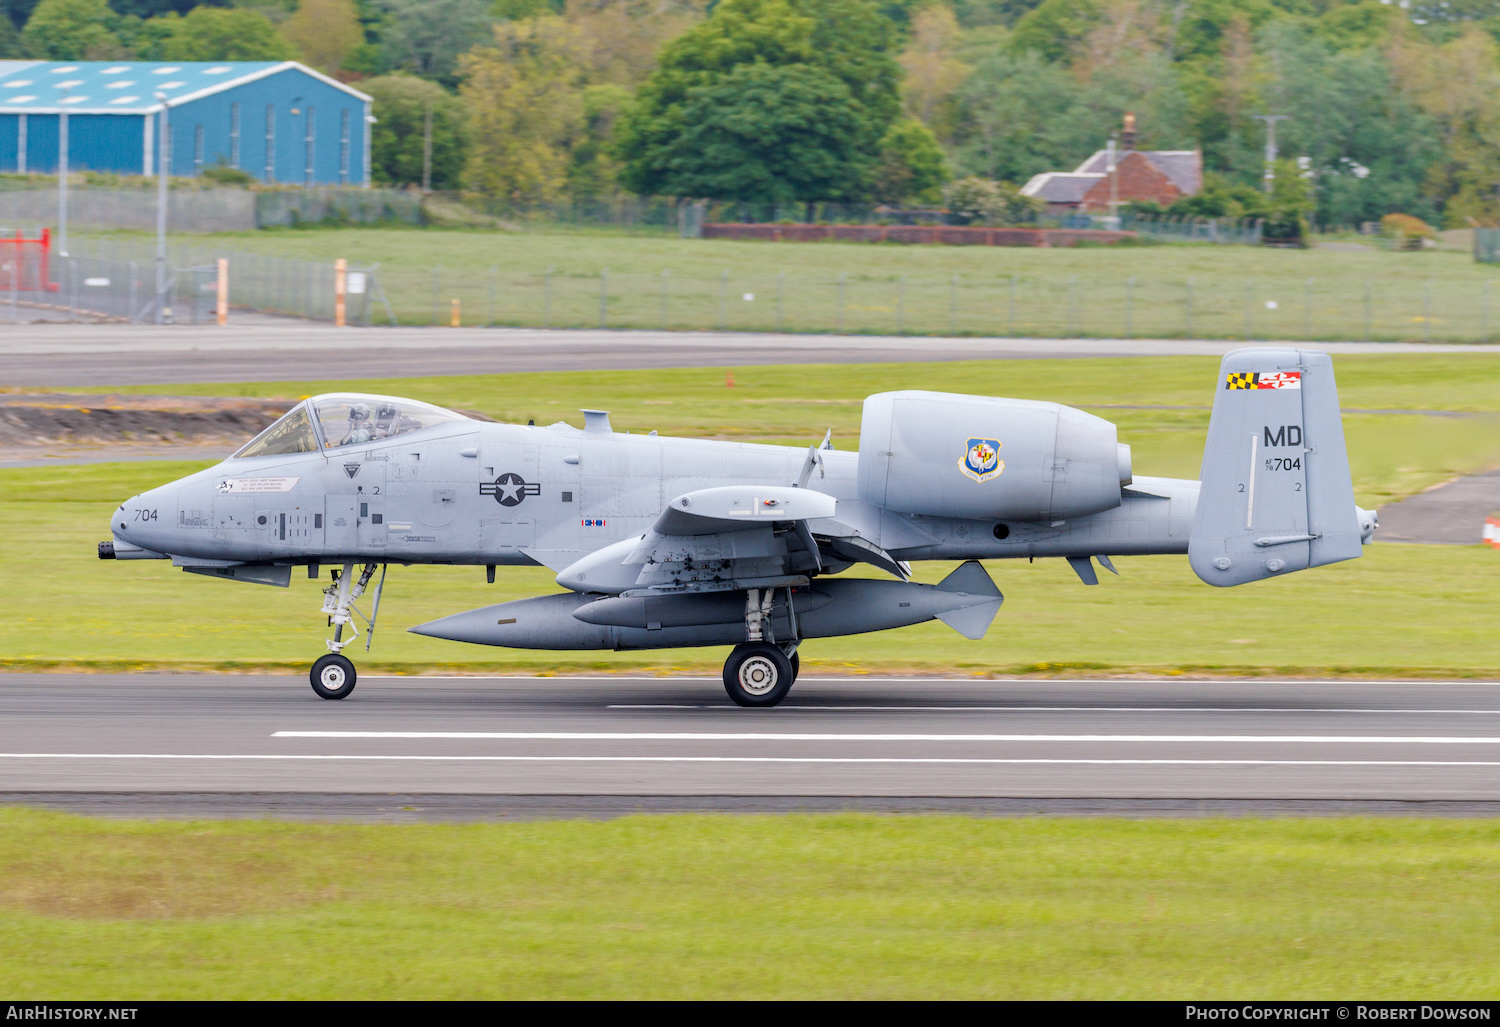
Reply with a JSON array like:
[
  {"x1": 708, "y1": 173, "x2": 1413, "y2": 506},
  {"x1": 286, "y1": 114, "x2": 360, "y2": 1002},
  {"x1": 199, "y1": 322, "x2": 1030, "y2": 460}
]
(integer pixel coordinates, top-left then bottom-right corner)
[{"x1": 0, "y1": 60, "x2": 372, "y2": 186}]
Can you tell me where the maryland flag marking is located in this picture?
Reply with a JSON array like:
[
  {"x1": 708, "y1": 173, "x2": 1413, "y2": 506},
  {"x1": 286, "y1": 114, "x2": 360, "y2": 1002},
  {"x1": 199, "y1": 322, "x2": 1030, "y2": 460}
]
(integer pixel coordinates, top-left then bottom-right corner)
[{"x1": 1225, "y1": 371, "x2": 1302, "y2": 390}]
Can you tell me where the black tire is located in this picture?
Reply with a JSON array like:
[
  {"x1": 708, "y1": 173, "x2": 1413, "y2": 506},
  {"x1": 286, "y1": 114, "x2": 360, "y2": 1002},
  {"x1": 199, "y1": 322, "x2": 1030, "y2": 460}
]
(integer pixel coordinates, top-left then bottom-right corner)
[
  {"x1": 310, "y1": 653, "x2": 357, "y2": 700},
  {"x1": 789, "y1": 650, "x2": 800, "y2": 682},
  {"x1": 723, "y1": 643, "x2": 794, "y2": 708}
]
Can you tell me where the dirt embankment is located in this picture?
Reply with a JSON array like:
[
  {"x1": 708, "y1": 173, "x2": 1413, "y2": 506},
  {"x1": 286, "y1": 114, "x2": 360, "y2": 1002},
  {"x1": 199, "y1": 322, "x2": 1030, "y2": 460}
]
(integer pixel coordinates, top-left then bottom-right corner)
[
  {"x1": 0, "y1": 393, "x2": 292, "y2": 449},
  {"x1": 0, "y1": 394, "x2": 497, "y2": 454}
]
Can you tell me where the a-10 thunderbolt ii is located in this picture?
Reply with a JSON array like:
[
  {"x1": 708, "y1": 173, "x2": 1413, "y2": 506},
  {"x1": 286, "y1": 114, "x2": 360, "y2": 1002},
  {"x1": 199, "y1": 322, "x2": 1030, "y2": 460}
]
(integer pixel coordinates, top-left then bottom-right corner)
[{"x1": 101, "y1": 347, "x2": 1377, "y2": 707}]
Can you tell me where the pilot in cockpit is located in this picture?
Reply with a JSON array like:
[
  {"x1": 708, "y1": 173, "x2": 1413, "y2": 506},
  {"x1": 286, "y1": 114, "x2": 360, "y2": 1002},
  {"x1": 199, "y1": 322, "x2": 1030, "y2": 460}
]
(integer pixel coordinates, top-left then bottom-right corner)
[{"x1": 341, "y1": 402, "x2": 375, "y2": 446}]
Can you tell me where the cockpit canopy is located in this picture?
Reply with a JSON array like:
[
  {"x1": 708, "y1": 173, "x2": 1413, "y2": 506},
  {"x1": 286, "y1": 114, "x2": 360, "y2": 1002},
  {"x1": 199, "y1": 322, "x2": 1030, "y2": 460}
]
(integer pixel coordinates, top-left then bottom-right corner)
[{"x1": 232, "y1": 394, "x2": 469, "y2": 460}]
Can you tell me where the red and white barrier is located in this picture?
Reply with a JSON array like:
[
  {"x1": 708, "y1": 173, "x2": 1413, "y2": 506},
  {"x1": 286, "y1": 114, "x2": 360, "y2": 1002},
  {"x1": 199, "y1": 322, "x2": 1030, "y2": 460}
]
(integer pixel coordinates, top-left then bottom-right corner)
[
  {"x1": 1485, "y1": 516, "x2": 1500, "y2": 548},
  {"x1": 0, "y1": 227, "x2": 59, "y2": 293}
]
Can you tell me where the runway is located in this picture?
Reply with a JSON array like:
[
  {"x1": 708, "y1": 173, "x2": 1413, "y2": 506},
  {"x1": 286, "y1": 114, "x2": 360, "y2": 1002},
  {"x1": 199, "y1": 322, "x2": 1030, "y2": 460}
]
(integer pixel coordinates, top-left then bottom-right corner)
[
  {"x1": 5, "y1": 324, "x2": 1494, "y2": 386},
  {"x1": 4, "y1": 674, "x2": 1500, "y2": 816},
  {"x1": 1376, "y1": 467, "x2": 1500, "y2": 544}
]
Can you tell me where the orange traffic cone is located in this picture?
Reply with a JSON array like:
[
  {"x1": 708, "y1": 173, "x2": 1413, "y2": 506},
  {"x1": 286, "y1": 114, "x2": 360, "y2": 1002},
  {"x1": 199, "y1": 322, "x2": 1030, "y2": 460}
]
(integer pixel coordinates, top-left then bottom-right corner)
[
  {"x1": 1484, "y1": 515, "x2": 1500, "y2": 548},
  {"x1": 726, "y1": 371, "x2": 736, "y2": 388}
]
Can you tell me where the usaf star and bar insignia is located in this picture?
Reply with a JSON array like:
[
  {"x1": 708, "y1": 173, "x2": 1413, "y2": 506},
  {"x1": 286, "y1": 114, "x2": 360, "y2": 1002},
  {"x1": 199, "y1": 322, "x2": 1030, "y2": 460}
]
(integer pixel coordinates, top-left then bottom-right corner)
[
  {"x1": 481, "y1": 472, "x2": 541, "y2": 507},
  {"x1": 1225, "y1": 371, "x2": 1302, "y2": 390}
]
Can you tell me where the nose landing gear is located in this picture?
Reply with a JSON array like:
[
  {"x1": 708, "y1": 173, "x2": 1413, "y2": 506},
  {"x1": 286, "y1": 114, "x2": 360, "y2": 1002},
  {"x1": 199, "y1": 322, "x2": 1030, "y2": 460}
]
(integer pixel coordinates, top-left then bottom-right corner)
[
  {"x1": 311, "y1": 653, "x2": 356, "y2": 700},
  {"x1": 308, "y1": 562, "x2": 386, "y2": 700}
]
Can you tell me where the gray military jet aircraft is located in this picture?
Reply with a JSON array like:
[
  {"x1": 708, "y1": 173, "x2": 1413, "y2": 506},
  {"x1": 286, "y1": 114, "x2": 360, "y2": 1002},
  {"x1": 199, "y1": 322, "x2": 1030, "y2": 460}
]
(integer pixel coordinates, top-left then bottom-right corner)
[{"x1": 100, "y1": 347, "x2": 1376, "y2": 707}]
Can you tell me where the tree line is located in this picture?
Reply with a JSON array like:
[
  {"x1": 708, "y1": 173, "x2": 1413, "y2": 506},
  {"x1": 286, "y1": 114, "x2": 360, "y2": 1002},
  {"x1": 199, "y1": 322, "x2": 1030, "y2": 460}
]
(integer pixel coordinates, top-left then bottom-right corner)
[{"x1": 3, "y1": 0, "x2": 1497, "y2": 228}]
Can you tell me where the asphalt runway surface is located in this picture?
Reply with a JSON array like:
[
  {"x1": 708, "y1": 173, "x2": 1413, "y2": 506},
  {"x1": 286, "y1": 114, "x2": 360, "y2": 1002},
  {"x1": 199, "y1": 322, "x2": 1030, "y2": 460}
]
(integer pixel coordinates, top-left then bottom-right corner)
[
  {"x1": 1377, "y1": 468, "x2": 1500, "y2": 544},
  {"x1": 4, "y1": 324, "x2": 1494, "y2": 386},
  {"x1": 4, "y1": 673, "x2": 1500, "y2": 818}
]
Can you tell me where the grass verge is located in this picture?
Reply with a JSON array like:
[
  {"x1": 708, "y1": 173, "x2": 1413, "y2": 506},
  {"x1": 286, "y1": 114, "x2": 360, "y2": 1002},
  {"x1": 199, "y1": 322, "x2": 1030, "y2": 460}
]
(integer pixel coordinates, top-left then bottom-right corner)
[{"x1": 2, "y1": 809, "x2": 1499, "y2": 998}]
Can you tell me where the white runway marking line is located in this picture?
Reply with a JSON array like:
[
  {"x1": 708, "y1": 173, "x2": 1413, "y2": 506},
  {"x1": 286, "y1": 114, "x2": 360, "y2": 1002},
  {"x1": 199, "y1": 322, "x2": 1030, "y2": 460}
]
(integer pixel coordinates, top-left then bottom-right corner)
[
  {"x1": 607, "y1": 704, "x2": 1500, "y2": 714},
  {"x1": 6, "y1": 753, "x2": 1500, "y2": 767},
  {"x1": 271, "y1": 731, "x2": 1500, "y2": 744}
]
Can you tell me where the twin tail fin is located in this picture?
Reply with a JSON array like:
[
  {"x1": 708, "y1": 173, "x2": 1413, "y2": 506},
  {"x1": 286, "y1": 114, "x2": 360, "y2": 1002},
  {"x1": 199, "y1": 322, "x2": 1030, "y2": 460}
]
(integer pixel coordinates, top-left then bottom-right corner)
[{"x1": 1189, "y1": 347, "x2": 1365, "y2": 587}]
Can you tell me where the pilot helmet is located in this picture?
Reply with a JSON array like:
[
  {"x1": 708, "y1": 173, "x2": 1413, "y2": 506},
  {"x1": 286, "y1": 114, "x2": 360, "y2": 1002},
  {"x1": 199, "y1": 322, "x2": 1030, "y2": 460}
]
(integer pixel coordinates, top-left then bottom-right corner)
[{"x1": 348, "y1": 402, "x2": 371, "y2": 422}]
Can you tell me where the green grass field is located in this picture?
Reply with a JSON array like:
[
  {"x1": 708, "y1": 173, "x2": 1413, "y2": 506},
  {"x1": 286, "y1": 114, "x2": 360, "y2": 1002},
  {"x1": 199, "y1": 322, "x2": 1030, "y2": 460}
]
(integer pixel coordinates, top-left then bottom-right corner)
[
  {"x1": 6, "y1": 355, "x2": 1498, "y2": 676},
  {"x1": 84, "y1": 226, "x2": 1500, "y2": 340},
  {"x1": 3, "y1": 809, "x2": 1500, "y2": 998}
]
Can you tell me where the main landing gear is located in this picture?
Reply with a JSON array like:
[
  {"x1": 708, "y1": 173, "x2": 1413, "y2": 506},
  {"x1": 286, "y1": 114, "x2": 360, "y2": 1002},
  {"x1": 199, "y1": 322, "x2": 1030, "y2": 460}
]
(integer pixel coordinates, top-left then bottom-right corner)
[
  {"x1": 723, "y1": 642, "x2": 800, "y2": 707},
  {"x1": 309, "y1": 561, "x2": 386, "y2": 700},
  {"x1": 722, "y1": 586, "x2": 801, "y2": 707}
]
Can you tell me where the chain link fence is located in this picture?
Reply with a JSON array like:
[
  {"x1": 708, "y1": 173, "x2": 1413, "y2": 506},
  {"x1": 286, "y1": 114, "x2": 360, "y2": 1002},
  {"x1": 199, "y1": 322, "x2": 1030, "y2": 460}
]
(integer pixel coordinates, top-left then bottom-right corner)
[
  {"x1": 1, "y1": 235, "x2": 389, "y2": 325},
  {"x1": 1119, "y1": 213, "x2": 1263, "y2": 245},
  {"x1": 299, "y1": 262, "x2": 1500, "y2": 342},
  {"x1": 0, "y1": 183, "x2": 1404, "y2": 243},
  {"x1": 7, "y1": 232, "x2": 1496, "y2": 342}
]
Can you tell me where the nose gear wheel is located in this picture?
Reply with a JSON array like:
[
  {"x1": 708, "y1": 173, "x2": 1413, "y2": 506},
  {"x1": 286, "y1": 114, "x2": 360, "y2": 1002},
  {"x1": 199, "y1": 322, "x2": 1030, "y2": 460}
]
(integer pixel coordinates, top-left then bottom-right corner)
[{"x1": 310, "y1": 653, "x2": 357, "y2": 700}]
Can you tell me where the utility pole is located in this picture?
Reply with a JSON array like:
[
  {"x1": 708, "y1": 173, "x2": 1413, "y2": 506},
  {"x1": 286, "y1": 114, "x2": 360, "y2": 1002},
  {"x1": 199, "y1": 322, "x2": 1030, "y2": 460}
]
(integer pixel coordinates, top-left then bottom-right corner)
[
  {"x1": 155, "y1": 91, "x2": 169, "y2": 325},
  {"x1": 422, "y1": 101, "x2": 433, "y2": 193},
  {"x1": 57, "y1": 84, "x2": 68, "y2": 256},
  {"x1": 304, "y1": 106, "x2": 314, "y2": 189},
  {"x1": 1106, "y1": 133, "x2": 1119, "y2": 221},
  {"x1": 1252, "y1": 114, "x2": 1289, "y2": 195}
]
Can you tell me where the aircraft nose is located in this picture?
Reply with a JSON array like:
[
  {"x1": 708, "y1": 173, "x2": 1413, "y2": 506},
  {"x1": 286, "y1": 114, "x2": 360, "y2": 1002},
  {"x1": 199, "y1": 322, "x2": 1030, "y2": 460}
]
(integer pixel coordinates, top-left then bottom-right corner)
[
  {"x1": 113, "y1": 487, "x2": 169, "y2": 547},
  {"x1": 112, "y1": 495, "x2": 141, "y2": 542}
]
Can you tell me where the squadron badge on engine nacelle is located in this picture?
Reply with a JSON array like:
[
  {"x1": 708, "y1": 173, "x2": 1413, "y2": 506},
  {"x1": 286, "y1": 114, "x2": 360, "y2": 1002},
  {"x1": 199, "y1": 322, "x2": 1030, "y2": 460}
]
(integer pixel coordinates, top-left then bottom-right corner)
[{"x1": 960, "y1": 438, "x2": 1004, "y2": 483}]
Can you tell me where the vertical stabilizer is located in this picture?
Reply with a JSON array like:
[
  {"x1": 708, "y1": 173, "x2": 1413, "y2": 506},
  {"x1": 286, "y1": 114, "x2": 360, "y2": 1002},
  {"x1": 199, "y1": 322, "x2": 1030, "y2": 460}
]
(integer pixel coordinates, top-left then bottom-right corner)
[{"x1": 1189, "y1": 348, "x2": 1362, "y2": 587}]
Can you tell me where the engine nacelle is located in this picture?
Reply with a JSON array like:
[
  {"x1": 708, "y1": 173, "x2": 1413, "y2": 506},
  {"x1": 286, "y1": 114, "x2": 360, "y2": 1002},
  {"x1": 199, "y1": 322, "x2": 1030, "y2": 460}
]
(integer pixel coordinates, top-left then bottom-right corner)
[{"x1": 856, "y1": 391, "x2": 1130, "y2": 522}]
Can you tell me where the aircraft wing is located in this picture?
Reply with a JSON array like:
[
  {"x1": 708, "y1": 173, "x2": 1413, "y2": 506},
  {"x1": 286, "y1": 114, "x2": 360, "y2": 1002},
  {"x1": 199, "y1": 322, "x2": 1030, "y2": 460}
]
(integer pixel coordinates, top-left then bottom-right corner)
[
  {"x1": 555, "y1": 486, "x2": 836, "y2": 594},
  {"x1": 628, "y1": 486, "x2": 834, "y2": 591},
  {"x1": 651, "y1": 486, "x2": 836, "y2": 535},
  {"x1": 556, "y1": 486, "x2": 912, "y2": 594}
]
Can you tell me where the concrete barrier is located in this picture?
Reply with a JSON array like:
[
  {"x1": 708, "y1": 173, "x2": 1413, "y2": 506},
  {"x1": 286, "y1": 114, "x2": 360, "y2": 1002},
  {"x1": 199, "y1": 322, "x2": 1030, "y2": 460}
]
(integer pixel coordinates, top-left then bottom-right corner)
[{"x1": 701, "y1": 223, "x2": 1139, "y2": 247}]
